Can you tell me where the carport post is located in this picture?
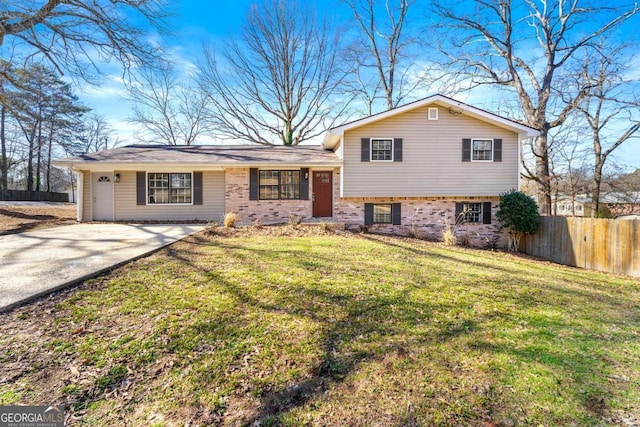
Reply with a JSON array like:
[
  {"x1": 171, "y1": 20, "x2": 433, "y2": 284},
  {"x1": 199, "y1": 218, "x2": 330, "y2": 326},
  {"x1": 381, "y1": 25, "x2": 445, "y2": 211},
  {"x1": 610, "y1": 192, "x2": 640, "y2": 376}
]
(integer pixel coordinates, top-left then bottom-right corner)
[{"x1": 75, "y1": 169, "x2": 83, "y2": 222}]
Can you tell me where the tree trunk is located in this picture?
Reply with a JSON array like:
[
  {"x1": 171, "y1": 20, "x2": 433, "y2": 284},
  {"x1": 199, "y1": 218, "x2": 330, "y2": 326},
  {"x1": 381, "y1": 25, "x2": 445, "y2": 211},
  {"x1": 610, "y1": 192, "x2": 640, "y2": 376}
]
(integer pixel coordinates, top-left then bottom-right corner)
[
  {"x1": 26, "y1": 127, "x2": 34, "y2": 191},
  {"x1": 534, "y1": 132, "x2": 552, "y2": 215},
  {"x1": 35, "y1": 118, "x2": 43, "y2": 192},
  {"x1": 0, "y1": 104, "x2": 8, "y2": 190},
  {"x1": 591, "y1": 143, "x2": 604, "y2": 217},
  {"x1": 46, "y1": 124, "x2": 53, "y2": 192}
]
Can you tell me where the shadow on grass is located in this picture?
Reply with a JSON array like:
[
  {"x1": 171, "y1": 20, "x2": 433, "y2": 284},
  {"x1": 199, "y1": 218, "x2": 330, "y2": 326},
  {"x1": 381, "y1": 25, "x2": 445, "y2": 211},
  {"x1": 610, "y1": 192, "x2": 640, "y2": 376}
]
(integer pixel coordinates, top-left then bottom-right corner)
[
  {"x1": 0, "y1": 208, "x2": 56, "y2": 220},
  {"x1": 55, "y1": 233, "x2": 640, "y2": 425}
]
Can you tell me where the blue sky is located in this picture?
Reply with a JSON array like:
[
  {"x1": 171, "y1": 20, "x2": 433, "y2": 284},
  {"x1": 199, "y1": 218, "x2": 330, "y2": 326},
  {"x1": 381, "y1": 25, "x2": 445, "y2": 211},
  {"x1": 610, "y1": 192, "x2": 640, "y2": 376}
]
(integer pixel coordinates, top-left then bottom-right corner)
[{"x1": 74, "y1": 0, "x2": 640, "y2": 172}]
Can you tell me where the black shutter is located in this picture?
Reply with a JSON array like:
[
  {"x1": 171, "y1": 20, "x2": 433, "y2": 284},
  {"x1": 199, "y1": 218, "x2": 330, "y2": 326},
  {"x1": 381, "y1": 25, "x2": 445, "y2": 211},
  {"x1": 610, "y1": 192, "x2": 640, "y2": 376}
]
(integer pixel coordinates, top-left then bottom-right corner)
[
  {"x1": 483, "y1": 202, "x2": 492, "y2": 224},
  {"x1": 364, "y1": 203, "x2": 373, "y2": 225},
  {"x1": 300, "y1": 168, "x2": 309, "y2": 200},
  {"x1": 494, "y1": 139, "x2": 502, "y2": 162},
  {"x1": 462, "y1": 138, "x2": 471, "y2": 162},
  {"x1": 249, "y1": 168, "x2": 259, "y2": 200},
  {"x1": 361, "y1": 138, "x2": 370, "y2": 162},
  {"x1": 193, "y1": 172, "x2": 203, "y2": 205},
  {"x1": 392, "y1": 203, "x2": 402, "y2": 225},
  {"x1": 393, "y1": 138, "x2": 403, "y2": 162},
  {"x1": 455, "y1": 202, "x2": 463, "y2": 221},
  {"x1": 136, "y1": 172, "x2": 146, "y2": 205}
]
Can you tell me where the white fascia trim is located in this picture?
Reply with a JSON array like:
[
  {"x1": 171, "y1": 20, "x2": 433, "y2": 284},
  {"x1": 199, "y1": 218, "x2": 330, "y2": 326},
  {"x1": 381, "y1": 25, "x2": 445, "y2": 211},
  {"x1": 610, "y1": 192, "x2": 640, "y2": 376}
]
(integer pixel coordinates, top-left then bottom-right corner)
[
  {"x1": 322, "y1": 94, "x2": 541, "y2": 149},
  {"x1": 54, "y1": 162, "x2": 343, "y2": 171}
]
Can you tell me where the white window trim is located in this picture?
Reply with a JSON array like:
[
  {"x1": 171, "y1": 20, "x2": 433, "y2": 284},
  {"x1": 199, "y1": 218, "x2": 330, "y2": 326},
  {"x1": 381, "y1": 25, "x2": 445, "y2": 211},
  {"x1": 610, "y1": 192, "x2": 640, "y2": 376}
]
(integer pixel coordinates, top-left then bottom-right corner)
[
  {"x1": 258, "y1": 169, "x2": 303, "y2": 200},
  {"x1": 370, "y1": 137, "x2": 394, "y2": 162},
  {"x1": 428, "y1": 107, "x2": 439, "y2": 120},
  {"x1": 372, "y1": 203, "x2": 393, "y2": 224},
  {"x1": 470, "y1": 138, "x2": 494, "y2": 162},
  {"x1": 146, "y1": 171, "x2": 194, "y2": 206},
  {"x1": 462, "y1": 202, "x2": 483, "y2": 224}
]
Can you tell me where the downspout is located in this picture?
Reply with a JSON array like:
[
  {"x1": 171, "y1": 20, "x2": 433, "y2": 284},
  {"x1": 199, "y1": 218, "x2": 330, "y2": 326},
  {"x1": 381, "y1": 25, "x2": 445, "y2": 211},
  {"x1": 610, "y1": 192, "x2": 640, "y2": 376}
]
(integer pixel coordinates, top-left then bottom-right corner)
[
  {"x1": 517, "y1": 133, "x2": 523, "y2": 192},
  {"x1": 75, "y1": 169, "x2": 83, "y2": 222}
]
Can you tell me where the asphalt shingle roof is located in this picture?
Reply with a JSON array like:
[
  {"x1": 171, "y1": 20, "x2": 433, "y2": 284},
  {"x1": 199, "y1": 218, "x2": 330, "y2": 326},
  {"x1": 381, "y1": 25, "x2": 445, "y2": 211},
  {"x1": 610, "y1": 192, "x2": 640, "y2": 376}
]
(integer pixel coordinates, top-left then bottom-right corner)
[{"x1": 57, "y1": 144, "x2": 340, "y2": 165}]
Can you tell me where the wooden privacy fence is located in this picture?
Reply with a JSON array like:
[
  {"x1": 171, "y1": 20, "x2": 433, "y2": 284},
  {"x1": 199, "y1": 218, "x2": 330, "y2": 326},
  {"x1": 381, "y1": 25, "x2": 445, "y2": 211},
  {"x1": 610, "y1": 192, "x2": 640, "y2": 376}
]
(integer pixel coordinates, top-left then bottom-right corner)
[
  {"x1": 0, "y1": 190, "x2": 69, "y2": 202},
  {"x1": 520, "y1": 216, "x2": 640, "y2": 277}
]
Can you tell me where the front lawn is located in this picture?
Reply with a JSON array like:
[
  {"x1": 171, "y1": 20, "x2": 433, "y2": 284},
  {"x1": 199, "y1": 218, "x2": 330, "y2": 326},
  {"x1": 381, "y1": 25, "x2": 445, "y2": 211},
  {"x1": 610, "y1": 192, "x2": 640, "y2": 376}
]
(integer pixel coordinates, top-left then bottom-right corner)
[{"x1": 1, "y1": 228, "x2": 639, "y2": 426}]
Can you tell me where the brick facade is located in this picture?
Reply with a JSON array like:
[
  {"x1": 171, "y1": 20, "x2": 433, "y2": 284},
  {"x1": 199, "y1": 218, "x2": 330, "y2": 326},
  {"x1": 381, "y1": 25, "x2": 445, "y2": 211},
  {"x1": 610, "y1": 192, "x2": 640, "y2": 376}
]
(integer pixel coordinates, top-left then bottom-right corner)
[
  {"x1": 224, "y1": 167, "x2": 507, "y2": 248},
  {"x1": 334, "y1": 196, "x2": 505, "y2": 248},
  {"x1": 225, "y1": 168, "x2": 313, "y2": 223}
]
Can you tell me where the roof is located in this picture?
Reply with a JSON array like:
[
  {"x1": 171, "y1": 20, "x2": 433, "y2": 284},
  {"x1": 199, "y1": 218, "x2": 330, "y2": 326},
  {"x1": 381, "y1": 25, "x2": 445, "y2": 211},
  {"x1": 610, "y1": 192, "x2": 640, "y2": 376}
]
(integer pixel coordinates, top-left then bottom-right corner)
[
  {"x1": 54, "y1": 144, "x2": 341, "y2": 168},
  {"x1": 600, "y1": 192, "x2": 640, "y2": 204},
  {"x1": 322, "y1": 94, "x2": 541, "y2": 149}
]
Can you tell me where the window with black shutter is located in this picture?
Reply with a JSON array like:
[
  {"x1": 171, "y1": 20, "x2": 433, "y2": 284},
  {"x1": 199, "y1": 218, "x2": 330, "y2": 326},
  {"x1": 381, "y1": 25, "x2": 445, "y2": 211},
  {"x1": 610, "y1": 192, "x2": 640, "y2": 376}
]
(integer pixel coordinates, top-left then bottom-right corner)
[
  {"x1": 363, "y1": 203, "x2": 401, "y2": 225},
  {"x1": 362, "y1": 137, "x2": 403, "y2": 162},
  {"x1": 463, "y1": 138, "x2": 503, "y2": 162},
  {"x1": 454, "y1": 202, "x2": 492, "y2": 225},
  {"x1": 249, "y1": 169, "x2": 308, "y2": 200}
]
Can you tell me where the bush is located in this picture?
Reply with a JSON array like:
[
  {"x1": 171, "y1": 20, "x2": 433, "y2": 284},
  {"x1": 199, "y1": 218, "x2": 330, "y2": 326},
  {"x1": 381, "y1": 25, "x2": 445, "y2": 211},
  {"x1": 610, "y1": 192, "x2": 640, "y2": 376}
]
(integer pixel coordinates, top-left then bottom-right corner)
[
  {"x1": 223, "y1": 212, "x2": 238, "y2": 228},
  {"x1": 442, "y1": 226, "x2": 457, "y2": 246},
  {"x1": 595, "y1": 205, "x2": 613, "y2": 218},
  {"x1": 496, "y1": 190, "x2": 540, "y2": 251}
]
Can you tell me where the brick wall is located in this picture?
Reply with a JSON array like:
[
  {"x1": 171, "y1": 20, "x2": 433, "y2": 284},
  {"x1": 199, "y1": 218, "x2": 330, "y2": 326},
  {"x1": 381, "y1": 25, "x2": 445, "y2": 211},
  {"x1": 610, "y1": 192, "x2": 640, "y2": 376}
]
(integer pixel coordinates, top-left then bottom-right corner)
[
  {"x1": 225, "y1": 167, "x2": 313, "y2": 223},
  {"x1": 335, "y1": 196, "x2": 506, "y2": 248},
  {"x1": 224, "y1": 167, "x2": 506, "y2": 248}
]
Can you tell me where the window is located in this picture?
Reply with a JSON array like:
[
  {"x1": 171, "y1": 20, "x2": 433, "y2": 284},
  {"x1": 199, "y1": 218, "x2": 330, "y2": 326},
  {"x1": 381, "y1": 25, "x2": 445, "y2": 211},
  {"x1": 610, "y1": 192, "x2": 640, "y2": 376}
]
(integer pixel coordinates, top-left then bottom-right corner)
[
  {"x1": 371, "y1": 138, "x2": 393, "y2": 161},
  {"x1": 455, "y1": 202, "x2": 492, "y2": 225},
  {"x1": 259, "y1": 170, "x2": 300, "y2": 200},
  {"x1": 428, "y1": 107, "x2": 439, "y2": 120},
  {"x1": 472, "y1": 139, "x2": 493, "y2": 161},
  {"x1": 373, "y1": 204, "x2": 392, "y2": 223},
  {"x1": 460, "y1": 203, "x2": 482, "y2": 223},
  {"x1": 148, "y1": 173, "x2": 192, "y2": 204},
  {"x1": 259, "y1": 170, "x2": 279, "y2": 200},
  {"x1": 365, "y1": 203, "x2": 401, "y2": 225}
]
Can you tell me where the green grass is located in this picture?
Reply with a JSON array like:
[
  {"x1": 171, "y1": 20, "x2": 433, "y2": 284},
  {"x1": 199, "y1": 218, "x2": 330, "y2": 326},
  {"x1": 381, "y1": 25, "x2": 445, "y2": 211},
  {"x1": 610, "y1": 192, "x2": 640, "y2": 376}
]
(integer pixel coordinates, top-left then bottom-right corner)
[{"x1": 1, "y1": 230, "x2": 639, "y2": 426}]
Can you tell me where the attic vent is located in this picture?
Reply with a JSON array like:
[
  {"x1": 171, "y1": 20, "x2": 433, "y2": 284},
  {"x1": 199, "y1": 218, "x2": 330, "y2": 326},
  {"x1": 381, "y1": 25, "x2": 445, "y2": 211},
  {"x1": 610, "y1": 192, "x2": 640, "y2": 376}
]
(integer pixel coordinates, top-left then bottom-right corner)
[{"x1": 428, "y1": 107, "x2": 439, "y2": 120}]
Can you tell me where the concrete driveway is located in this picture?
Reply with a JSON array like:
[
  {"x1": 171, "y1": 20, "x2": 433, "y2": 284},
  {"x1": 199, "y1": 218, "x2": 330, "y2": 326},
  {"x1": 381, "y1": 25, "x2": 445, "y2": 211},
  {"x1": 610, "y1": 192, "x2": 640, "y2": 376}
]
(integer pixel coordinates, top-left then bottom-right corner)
[{"x1": 0, "y1": 223, "x2": 205, "y2": 312}]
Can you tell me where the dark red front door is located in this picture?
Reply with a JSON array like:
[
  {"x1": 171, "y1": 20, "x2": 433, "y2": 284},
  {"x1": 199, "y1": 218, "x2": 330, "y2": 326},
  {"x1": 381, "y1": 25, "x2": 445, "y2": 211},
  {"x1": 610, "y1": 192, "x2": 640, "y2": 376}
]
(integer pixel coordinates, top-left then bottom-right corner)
[{"x1": 313, "y1": 171, "x2": 333, "y2": 217}]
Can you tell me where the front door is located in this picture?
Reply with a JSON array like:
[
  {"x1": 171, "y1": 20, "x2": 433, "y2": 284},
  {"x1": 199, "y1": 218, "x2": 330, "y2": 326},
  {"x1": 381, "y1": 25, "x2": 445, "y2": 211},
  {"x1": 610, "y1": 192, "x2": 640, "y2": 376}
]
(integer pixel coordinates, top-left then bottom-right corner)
[
  {"x1": 93, "y1": 172, "x2": 114, "y2": 220},
  {"x1": 312, "y1": 171, "x2": 333, "y2": 217}
]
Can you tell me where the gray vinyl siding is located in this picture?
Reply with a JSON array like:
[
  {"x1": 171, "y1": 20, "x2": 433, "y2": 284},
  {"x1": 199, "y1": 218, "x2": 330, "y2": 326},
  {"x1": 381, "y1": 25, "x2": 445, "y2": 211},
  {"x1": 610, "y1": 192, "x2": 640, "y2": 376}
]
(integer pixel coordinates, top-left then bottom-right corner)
[
  {"x1": 113, "y1": 170, "x2": 225, "y2": 221},
  {"x1": 342, "y1": 105, "x2": 519, "y2": 197}
]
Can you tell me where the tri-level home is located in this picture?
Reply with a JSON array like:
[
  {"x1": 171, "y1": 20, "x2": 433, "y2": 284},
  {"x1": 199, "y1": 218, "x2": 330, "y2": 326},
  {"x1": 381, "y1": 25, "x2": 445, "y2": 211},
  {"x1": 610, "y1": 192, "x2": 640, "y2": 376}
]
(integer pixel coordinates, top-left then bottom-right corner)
[{"x1": 55, "y1": 94, "x2": 539, "y2": 246}]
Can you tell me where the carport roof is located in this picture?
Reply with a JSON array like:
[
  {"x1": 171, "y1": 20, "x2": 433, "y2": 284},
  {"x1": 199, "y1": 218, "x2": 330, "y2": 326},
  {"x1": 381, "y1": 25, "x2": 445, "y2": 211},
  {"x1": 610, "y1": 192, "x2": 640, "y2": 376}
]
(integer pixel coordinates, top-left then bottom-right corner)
[{"x1": 55, "y1": 144, "x2": 341, "y2": 167}]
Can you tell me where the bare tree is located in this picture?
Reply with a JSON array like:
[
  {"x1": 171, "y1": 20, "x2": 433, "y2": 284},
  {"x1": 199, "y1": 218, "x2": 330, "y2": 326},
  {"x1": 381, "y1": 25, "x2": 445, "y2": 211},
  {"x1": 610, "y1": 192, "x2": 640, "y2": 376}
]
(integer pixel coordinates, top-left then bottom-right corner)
[
  {"x1": 547, "y1": 120, "x2": 591, "y2": 215},
  {"x1": 75, "y1": 114, "x2": 120, "y2": 154},
  {"x1": 198, "y1": 0, "x2": 348, "y2": 146},
  {"x1": 0, "y1": 0, "x2": 168, "y2": 83},
  {"x1": 128, "y1": 61, "x2": 210, "y2": 145},
  {"x1": 575, "y1": 41, "x2": 640, "y2": 216},
  {"x1": 343, "y1": 0, "x2": 424, "y2": 113},
  {"x1": 431, "y1": 0, "x2": 638, "y2": 214}
]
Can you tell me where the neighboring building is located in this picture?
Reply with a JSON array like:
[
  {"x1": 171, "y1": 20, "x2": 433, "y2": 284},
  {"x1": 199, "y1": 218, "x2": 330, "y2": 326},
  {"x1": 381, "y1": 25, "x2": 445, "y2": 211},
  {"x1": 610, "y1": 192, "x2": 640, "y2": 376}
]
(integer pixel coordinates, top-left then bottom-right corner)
[
  {"x1": 600, "y1": 192, "x2": 640, "y2": 217},
  {"x1": 54, "y1": 94, "x2": 540, "y2": 247},
  {"x1": 551, "y1": 195, "x2": 590, "y2": 217}
]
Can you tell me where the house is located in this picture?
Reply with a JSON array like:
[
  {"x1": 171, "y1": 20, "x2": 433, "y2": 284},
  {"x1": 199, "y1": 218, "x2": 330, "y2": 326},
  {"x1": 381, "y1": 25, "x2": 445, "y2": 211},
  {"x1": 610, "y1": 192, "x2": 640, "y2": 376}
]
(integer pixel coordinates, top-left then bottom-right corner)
[
  {"x1": 54, "y1": 94, "x2": 540, "y2": 246},
  {"x1": 551, "y1": 195, "x2": 590, "y2": 217},
  {"x1": 600, "y1": 192, "x2": 640, "y2": 217}
]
